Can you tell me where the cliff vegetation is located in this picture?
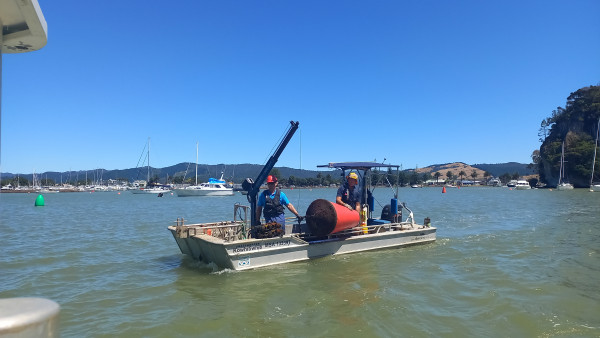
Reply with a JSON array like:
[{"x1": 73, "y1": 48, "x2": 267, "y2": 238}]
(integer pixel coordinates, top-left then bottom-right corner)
[{"x1": 536, "y1": 85, "x2": 600, "y2": 187}]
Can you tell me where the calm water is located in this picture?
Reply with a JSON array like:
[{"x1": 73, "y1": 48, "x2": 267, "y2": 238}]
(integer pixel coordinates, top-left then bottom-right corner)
[{"x1": 1, "y1": 187, "x2": 599, "y2": 337}]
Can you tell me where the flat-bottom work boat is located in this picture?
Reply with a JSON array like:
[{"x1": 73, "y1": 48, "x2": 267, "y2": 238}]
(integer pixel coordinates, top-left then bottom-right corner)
[
  {"x1": 167, "y1": 122, "x2": 436, "y2": 270},
  {"x1": 168, "y1": 201, "x2": 435, "y2": 271}
]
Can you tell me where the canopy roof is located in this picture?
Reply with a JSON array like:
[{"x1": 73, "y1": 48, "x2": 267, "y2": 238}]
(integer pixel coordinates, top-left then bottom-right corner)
[{"x1": 317, "y1": 162, "x2": 400, "y2": 171}]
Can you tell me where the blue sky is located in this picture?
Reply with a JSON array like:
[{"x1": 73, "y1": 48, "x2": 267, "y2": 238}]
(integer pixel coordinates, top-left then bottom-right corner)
[{"x1": 2, "y1": 0, "x2": 599, "y2": 175}]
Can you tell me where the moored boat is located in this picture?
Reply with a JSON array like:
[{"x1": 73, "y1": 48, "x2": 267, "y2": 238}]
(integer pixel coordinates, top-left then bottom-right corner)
[
  {"x1": 130, "y1": 138, "x2": 171, "y2": 195},
  {"x1": 173, "y1": 174, "x2": 234, "y2": 197},
  {"x1": 130, "y1": 185, "x2": 171, "y2": 194},
  {"x1": 515, "y1": 180, "x2": 531, "y2": 190},
  {"x1": 557, "y1": 141, "x2": 574, "y2": 190},
  {"x1": 590, "y1": 118, "x2": 600, "y2": 192}
]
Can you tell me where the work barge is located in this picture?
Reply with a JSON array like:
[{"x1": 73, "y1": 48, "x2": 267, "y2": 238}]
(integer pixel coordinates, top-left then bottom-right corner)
[{"x1": 168, "y1": 121, "x2": 436, "y2": 270}]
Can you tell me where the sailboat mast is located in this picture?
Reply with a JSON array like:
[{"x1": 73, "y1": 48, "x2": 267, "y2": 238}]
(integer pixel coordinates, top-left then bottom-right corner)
[
  {"x1": 592, "y1": 118, "x2": 600, "y2": 187},
  {"x1": 147, "y1": 137, "x2": 151, "y2": 183},
  {"x1": 195, "y1": 142, "x2": 198, "y2": 186},
  {"x1": 559, "y1": 141, "x2": 565, "y2": 184}
]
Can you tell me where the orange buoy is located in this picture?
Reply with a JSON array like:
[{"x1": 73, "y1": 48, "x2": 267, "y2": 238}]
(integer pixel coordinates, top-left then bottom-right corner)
[
  {"x1": 305, "y1": 199, "x2": 360, "y2": 236},
  {"x1": 442, "y1": 186, "x2": 446, "y2": 193}
]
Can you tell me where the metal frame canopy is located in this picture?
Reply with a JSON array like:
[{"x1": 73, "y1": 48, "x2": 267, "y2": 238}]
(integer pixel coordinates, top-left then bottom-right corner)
[
  {"x1": 318, "y1": 162, "x2": 401, "y2": 209},
  {"x1": 1, "y1": 0, "x2": 47, "y2": 53},
  {"x1": 317, "y1": 162, "x2": 400, "y2": 171}
]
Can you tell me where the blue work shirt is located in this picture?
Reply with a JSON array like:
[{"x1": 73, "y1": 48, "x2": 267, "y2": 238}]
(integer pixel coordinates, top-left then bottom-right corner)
[
  {"x1": 258, "y1": 189, "x2": 291, "y2": 207},
  {"x1": 258, "y1": 189, "x2": 291, "y2": 226}
]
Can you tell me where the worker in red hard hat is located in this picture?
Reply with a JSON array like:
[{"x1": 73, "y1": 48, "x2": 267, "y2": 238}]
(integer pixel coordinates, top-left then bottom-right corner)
[
  {"x1": 256, "y1": 175, "x2": 302, "y2": 227},
  {"x1": 336, "y1": 172, "x2": 361, "y2": 212}
]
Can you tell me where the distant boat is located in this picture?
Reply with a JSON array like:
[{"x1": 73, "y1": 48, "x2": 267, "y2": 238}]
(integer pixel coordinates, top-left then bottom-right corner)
[
  {"x1": 174, "y1": 173, "x2": 234, "y2": 197},
  {"x1": 172, "y1": 143, "x2": 234, "y2": 197},
  {"x1": 130, "y1": 185, "x2": 172, "y2": 194},
  {"x1": 515, "y1": 180, "x2": 531, "y2": 190},
  {"x1": 38, "y1": 187, "x2": 59, "y2": 193},
  {"x1": 557, "y1": 141, "x2": 574, "y2": 190},
  {"x1": 487, "y1": 178, "x2": 502, "y2": 187},
  {"x1": 130, "y1": 138, "x2": 172, "y2": 195},
  {"x1": 507, "y1": 180, "x2": 517, "y2": 188},
  {"x1": 590, "y1": 118, "x2": 600, "y2": 192}
]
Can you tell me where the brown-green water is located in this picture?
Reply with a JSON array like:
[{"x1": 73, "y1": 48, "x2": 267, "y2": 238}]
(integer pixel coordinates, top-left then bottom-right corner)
[{"x1": 1, "y1": 187, "x2": 599, "y2": 337}]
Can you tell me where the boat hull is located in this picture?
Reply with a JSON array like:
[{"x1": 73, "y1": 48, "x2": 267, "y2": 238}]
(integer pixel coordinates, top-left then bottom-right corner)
[
  {"x1": 173, "y1": 188, "x2": 234, "y2": 196},
  {"x1": 168, "y1": 225, "x2": 436, "y2": 270},
  {"x1": 590, "y1": 184, "x2": 600, "y2": 192},
  {"x1": 556, "y1": 183, "x2": 574, "y2": 190},
  {"x1": 130, "y1": 189, "x2": 171, "y2": 194}
]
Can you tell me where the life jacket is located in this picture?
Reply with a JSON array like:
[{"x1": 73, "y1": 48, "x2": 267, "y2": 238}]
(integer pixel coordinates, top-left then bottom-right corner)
[
  {"x1": 341, "y1": 185, "x2": 359, "y2": 206},
  {"x1": 263, "y1": 189, "x2": 284, "y2": 218}
]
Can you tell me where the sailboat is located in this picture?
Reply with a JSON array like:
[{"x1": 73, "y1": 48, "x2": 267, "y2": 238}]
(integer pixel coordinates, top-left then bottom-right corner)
[
  {"x1": 590, "y1": 118, "x2": 600, "y2": 192},
  {"x1": 557, "y1": 141, "x2": 574, "y2": 190},
  {"x1": 173, "y1": 143, "x2": 234, "y2": 197},
  {"x1": 130, "y1": 138, "x2": 171, "y2": 195}
]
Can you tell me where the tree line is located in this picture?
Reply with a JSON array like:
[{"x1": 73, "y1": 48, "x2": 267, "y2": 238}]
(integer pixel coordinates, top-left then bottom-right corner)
[{"x1": 2, "y1": 166, "x2": 530, "y2": 188}]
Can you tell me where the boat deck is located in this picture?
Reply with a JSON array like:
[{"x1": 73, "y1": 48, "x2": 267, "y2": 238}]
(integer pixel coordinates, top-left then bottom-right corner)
[{"x1": 168, "y1": 217, "x2": 436, "y2": 270}]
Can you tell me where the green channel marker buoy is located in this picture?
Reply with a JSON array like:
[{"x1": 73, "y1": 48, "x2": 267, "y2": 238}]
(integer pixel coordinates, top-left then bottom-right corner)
[{"x1": 34, "y1": 194, "x2": 45, "y2": 206}]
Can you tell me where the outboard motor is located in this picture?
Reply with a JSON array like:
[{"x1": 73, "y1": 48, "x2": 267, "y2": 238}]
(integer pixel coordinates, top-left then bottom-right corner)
[
  {"x1": 242, "y1": 178, "x2": 254, "y2": 192},
  {"x1": 381, "y1": 204, "x2": 393, "y2": 221},
  {"x1": 381, "y1": 203, "x2": 402, "y2": 222}
]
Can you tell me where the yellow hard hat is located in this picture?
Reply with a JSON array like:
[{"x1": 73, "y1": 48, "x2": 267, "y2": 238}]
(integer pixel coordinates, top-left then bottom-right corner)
[{"x1": 347, "y1": 172, "x2": 358, "y2": 180}]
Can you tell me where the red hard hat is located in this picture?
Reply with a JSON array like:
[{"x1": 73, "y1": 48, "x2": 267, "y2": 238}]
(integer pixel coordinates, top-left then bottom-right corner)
[{"x1": 266, "y1": 175, "x2": 278, "y2": 183}]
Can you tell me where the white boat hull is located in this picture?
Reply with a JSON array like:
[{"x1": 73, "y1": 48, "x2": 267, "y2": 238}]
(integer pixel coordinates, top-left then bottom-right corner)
[
  {"x1": 173, "y1": 188, "x2": 234, "y2": 196},
  {"x1": 515, "y1": 180, "x2": 530, "y2": 190},
  {"x1": 556, "y1": 183, "x2": 574, "y2": 190},
  {"x1": 590, "y1": 184, "x2": 600, "y2": 192},
  {"x1": 130, "y1": 188, "x2": 171, "y2": 194},
  {"x1": 168, "y1": 223, "x2": 436, "y2": 271}
]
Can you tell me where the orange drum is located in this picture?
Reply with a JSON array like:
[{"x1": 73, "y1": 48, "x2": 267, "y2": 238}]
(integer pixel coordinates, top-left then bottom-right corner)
[{"x1": 305, "y1": 199, "x2": 360, "y2": 236}]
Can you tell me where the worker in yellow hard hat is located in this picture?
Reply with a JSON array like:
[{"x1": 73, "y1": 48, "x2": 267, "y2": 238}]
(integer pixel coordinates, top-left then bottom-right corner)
[{"x1": 336, "y1": 172, "x2": 360, "y2": 212}]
